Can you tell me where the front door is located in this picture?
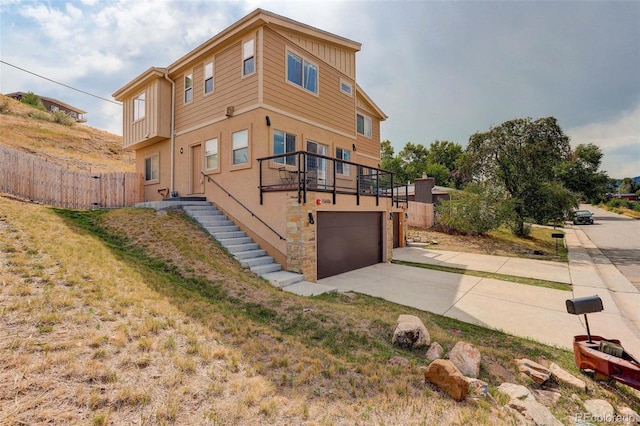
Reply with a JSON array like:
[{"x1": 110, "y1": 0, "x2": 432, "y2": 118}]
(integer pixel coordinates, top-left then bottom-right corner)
[
  {"x1": 306, "y1": 140, "x2": 329, "y2": 189},
  {"x1": 190, "y1": 144, "x2": 204, "y2": 194}
]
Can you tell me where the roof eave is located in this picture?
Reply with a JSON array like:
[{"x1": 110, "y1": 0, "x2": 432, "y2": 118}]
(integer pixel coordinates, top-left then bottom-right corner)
[
  {"x1": 112, "y1": 67, "x2": 167, "y2": 101},
  {"x1": 356, "y1": 83, "x2": 387, "y2": 121}
]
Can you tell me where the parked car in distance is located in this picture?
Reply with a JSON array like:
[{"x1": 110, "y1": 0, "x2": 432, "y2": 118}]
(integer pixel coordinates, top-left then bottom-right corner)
[{"x1": 573, "y1": 210, "x2": 594, "y2": 225}]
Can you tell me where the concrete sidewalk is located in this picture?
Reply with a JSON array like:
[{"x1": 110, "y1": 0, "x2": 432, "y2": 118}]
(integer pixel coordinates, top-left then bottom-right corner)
[{"x1": 318, "y1": 226, "x2": 640, "y2": 357}]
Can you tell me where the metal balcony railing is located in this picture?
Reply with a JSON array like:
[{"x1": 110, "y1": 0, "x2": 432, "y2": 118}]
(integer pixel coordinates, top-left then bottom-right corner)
[{"x1": 258, "y1": 151, "x2": 408, "y2": 208}]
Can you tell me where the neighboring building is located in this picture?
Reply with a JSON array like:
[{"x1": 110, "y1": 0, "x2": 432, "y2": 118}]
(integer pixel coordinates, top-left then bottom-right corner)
[
  {"x1": 5, "y1": 92, "x2": 87, "y2": 122},
  {"x1": 113, "y1": 9, "x2": 406, "y2": 282}
]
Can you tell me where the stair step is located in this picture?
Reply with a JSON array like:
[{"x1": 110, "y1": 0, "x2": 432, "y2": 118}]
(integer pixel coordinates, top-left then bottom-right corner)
[
  {"x1": 241, "y1": 256, "x2": 275, "y2": 268},
  {"x1": 187, "y1": 211, "x2": 224, "y2": 219},
  {"x1": 261, "y1": 271, "x2": 305, "y2": 287},
  {"x1": 211, "y1": 231, "x2": 246, "y2": 239},
  {"x1": 218, "y1": 237, "x2": 253, "y2": 247},
  {"x1": 202, "y1": 219, "x2": 234, "y2": 228},
  {"x1": 182, "y1": 205, "x2": 215, "y2": 211},
  {"x1": 225, "y1": 243, "x2": 260, "y2": 253},
  {"x1": 233, "y1": 249, "x2": 267, "y2": 260},
  {"x1": 250, "y1": 263, "x2": 282, "y2": 275},
  {"x1": 206, "y1": 225, "x2": 240, "y2": 233}
]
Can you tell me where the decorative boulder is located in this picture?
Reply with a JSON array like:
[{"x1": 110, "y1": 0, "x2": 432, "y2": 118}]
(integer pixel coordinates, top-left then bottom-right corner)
[
  {"x1": 584, "y1": 399, "x2": 614, "y2": 420},
  {"x1": 548, "y1": 362, "x2": 586, "y2": 391},
  {"x1": 449, "y1": 341, "x2": 481, "y2": 378},
  {"x1": 512, "y1": 358, "x2": 551, "y2": 384},
  {"x1": 392, "y1": 315, "x2": 430, "y2": 349},
  {"x1": 424, "y1": 359, "x2": 469, "y2": 401},
  {"x1": 426, "y1": 342, "x2": 444, "y2": 361}
]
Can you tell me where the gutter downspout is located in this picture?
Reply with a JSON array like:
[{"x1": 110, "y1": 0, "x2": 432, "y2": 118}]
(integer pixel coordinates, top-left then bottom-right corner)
[{"x1": 163, "y1": 70, "x2": 176, "y2": 195}]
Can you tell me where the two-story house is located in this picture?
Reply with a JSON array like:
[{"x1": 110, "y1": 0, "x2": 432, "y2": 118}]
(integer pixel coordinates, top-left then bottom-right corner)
[{"x1": 113, "y1": 9, "x2": 406, "y2": 282}]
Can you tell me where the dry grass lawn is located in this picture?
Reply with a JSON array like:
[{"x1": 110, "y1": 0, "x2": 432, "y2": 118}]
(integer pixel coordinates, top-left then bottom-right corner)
[
  {"x1": 1, "y1": 196, "x2": 638, "y2": 425},
  {"x1": 0, "y1": 95, "x2": 134, "y2": 173}
]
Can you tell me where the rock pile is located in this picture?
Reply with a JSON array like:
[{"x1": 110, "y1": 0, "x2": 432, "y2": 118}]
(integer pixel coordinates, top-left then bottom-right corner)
[{"x1": 388, "y1": 314, "x2": 640, "y2": 425}]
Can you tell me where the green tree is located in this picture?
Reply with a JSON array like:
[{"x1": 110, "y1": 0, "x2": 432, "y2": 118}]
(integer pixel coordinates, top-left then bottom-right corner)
[
  {"x1": 460, "y1": 117, "x2": 575, "y2": 236},
  {"x1": 425, "y1": 162, "x2": 450, "y2": 186},
  {"x1": 436, "y1": 183, "x2": 513, "y2": 235},
  {"x1": 557, "y1": 143, "x2": 610, "y2": 203},
  {"x1": 380, "y1": 140, "x2": 408, "y2": 183},
  {"x1": 21, "y1": 92, "x2": 46, "y2": 111},
  {"x1": 398, "y1": 142, "x2": 429, "y2": 183},
  {"x1": 429, "y1": 140, "x2": 463, "y2": 172},
  {"x1": 617, "y1": 177, "x2": 639, "y2": 194}
]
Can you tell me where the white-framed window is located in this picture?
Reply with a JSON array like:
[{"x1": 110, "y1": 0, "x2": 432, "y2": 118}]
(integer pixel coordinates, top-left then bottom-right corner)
[
  {"x1": 232, "y1": 129, "x2": 249, "y2": 165},
  {"x1": 243, "y1": 39, "x2": 255, "y2": 76},
  {"x1": 273, "y1": 130, "x2": 296, "y2": 166},
  {"x1": 287, "y1": 51, "x2": 318, "y2": 94},
  {"x1": 144, "y1": 154, "x2": 159, "y2": 182},
  {"x1": 204, "y1": 61, "x2": 214, "y2": 94},
  {"x1": 133, "y1": 92, "x2": 145, "y2": 121},
  {"x1": 340, "y1": 80, "x2": 353, "y2": 96},
  {"x1": 357, "y1": 113, "x2": 372, "y2": 138},
  {"x1": 336, "y1": 147, "x2": 351, "y2": 176},
  {"x1": 205, "y1": 138, "x2": 218, "y2": 170},
  {"x1": 184, "y1": 73, "x2": 193, "y2": 103}
]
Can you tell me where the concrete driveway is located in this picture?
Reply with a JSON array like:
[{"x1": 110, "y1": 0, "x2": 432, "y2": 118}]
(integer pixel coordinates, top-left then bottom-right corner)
[{"x1": 317, "y1": 227, "x2": 640, "y2": 357}]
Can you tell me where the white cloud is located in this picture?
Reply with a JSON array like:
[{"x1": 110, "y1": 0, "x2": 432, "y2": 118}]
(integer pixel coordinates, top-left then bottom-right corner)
[{"x1": 567, "y1": 105, "x2": 640, "y2": 178}]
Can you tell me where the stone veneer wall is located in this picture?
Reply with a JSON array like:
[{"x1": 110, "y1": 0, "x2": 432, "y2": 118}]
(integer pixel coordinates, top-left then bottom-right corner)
[{"x1": 285, "y1": 195, "x2": 317, "y2": 282}]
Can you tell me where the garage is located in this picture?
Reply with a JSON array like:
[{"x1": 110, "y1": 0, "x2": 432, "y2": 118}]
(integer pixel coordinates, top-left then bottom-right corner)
[{"x1": 317, "y1": 211, "x2": 383, "y2": 280}]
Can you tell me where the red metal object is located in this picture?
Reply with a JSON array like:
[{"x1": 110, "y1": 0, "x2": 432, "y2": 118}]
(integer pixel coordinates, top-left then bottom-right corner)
[{"x1": 573, "y1": 335, "x2": 640, "y2": 390}]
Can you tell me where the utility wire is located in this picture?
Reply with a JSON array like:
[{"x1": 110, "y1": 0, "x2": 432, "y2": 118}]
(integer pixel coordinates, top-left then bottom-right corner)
[{"x1": 1, "y1": 60, "x2": 121, "y2": 105}]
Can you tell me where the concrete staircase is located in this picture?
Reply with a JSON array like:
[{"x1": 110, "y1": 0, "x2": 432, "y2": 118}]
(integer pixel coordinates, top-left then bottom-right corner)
[
  {"x1": 183, "y1": 204, "x2": 283, "y2": 276},
  {"x1": 136, "y1": 197, "x2": 336, "y2": 295},
  {"x1": 174, "y1": 201, "x2": 337, "y2": 296}
]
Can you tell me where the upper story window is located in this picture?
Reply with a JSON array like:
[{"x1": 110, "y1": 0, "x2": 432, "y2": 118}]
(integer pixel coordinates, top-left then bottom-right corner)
[
  {"x1": 204, "y1": 61, "x2": 214, "y2": 94},
  {"x1": 243, "y1": 39, "x2": 255, "y2": 76},
  {"x1": 287, "y1": 51, "x2": 318, "y2": 94},
  {"x1": 184, "y1": 73, "x2": 193, "y2": 103},
  {"x1": 357, "y1": 113, "x2": 372, "y2": 138},
  {"x1": 232, "y1": 129, "x2": 249, "y2": 165},
  {"x1": 340, "y1": 80, "x2": 353, "y2": 96},
  {"x1": 336, "y1": 147, "x2": 351, "y2": 176},
  {"x1": 273, "y1": 130, "x2": 296, "y2": 166},
  {"x1": 144, "y1": 154, "x2": 159, "y2": 182},
  {"x1": 205, "y1": 138, "x2": 219, "y2": 170},
  {"x1": 133, "y1": 92, "x2": 145, "y2": 121}
]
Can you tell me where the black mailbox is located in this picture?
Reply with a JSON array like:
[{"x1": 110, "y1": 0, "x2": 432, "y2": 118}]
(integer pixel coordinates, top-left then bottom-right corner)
[
  {"x1": 566, "y1": 296, "x2": 603, "y2": 315},
  {"x1": 552, "y1": 233, "x2": 564, "y2": 239}
]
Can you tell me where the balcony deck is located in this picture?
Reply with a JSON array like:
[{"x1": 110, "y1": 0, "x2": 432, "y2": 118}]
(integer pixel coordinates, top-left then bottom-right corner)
[{"x1": 258, "y1": 151, "x2": 408, "y2": 207}]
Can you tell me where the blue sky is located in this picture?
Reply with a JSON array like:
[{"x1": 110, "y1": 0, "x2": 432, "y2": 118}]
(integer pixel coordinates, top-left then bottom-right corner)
[{"x1": 1, "y1": 0, "x2": 639, "y2": 178}]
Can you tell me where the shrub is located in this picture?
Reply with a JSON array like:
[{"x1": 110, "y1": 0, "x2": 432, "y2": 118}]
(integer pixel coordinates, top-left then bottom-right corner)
[
  {"x1": 21, "y1": 92, "x2": 46, "y2": 111},
  {"x1": 0, "y1": 98, "x2": 10, "y2": 114},
  {"x1": 28, "y1": 110, "x2": 51, "y2": 121},
  {"x1": 51, "y1": 110, "x2": 75, "y2": 126},
  {"x1": 436, "y1": 183, "x2": 513, "y2": 235}
]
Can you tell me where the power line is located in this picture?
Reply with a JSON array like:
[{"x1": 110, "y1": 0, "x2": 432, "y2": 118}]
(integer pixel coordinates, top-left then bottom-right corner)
[{"x1": 1, "y1": 60, "x2": 121, "y2": 105}]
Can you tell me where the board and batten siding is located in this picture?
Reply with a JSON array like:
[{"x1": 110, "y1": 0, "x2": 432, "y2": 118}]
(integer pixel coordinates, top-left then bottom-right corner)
[
  {"x1": 174, "y1": 33, "x2": 260, "y2": 133},
  {"x1": 280, "y1": 30, "x2": 356, "y2": 79},
  {"x1": 262, "y1": 28, "x2": 355, "y2": 138},
  {"x1": 123, "y1": 78, "x2": 172, "y2": 149}
]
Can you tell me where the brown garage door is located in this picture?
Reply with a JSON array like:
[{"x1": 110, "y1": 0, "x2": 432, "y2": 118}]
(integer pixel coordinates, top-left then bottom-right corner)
[{"x1": 317, "y1": 211, "x2": 382, "y2": 279}]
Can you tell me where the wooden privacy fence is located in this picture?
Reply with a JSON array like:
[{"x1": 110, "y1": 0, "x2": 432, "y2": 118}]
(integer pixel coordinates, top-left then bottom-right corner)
[
  {"x1": 406, "y1": 201, "x2": 435, "y2": 228},
  {"x1": 0, "y1": 145, "x2": 144, "y2": 209}
]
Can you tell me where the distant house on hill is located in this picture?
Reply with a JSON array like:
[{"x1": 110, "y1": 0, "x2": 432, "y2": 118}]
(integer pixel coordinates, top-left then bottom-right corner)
[{"x1": 5, "y1": 92, "x2": 87, "y2": 122}]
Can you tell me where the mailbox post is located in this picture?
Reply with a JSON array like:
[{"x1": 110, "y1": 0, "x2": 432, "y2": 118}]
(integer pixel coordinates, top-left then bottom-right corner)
[{"x1": 552, "y1": 232, "x2": 564, "y2": 256}]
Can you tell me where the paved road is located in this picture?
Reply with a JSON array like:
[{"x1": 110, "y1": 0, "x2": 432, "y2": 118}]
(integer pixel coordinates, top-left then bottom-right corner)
[{"x1": 577, "y1": 204, "x2": 640, "y2": 289}]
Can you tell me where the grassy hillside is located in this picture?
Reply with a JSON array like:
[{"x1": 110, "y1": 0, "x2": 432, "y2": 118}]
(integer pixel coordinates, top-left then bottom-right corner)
[
  {"x1": 0, "y1": 94, "x2": 134, "y2": 173},
  {"x1": 1, "y1": 196, "x2": 638, "y2": 425}
]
